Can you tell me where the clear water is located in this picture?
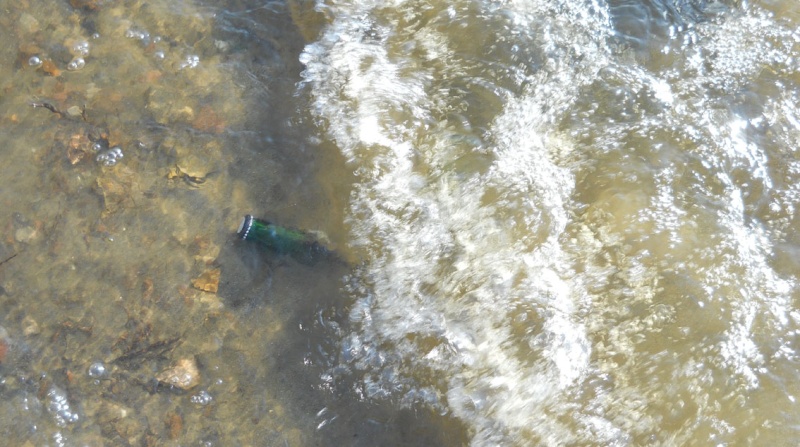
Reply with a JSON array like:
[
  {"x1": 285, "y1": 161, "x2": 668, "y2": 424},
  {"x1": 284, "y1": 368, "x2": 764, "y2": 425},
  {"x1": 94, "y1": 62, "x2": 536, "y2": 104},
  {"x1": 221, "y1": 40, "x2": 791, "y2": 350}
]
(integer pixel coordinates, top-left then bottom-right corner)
[{"x1": 0, "y1": 0, "x2": 798, "y2": 445}]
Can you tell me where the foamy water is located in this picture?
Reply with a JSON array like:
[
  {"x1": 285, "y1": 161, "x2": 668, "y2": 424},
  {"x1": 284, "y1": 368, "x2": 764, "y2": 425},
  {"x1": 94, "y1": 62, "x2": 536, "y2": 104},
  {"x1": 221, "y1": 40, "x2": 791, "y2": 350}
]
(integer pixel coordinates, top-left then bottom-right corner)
[{"x1": 299, "y1": 0, "x2": 800, "y2": 444}]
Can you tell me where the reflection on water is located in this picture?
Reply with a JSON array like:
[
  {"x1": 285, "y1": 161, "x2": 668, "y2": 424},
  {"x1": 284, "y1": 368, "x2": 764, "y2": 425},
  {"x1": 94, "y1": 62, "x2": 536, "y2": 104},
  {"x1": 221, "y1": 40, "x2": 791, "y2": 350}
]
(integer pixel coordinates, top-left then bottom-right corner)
[{"x1": 0, "y1": 0, "x2": 799, "y2": 445}]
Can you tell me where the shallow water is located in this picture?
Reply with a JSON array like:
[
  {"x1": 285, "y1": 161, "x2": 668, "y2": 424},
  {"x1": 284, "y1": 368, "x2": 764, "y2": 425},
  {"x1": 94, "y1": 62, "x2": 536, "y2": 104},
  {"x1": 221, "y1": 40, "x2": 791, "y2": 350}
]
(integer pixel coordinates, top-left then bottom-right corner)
[
  {"x1": 0, "y1": 0, "x2": 799, "y2": 445},
  {"x1": 0, "y1": 0, "x2": 462, "y2": 445}
]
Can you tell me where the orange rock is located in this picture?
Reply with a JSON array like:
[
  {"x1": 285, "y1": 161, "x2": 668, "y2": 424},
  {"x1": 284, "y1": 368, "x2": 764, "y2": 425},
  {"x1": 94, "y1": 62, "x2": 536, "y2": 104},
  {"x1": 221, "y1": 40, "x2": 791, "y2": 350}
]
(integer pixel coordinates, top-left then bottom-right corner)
[
  {"x1": 41, "y1": 59, "x2": 61, "y2": 77},
  {"x1": 192, "y1": 106, "x2": 225, "y2": 134},
  {"x1": 165, "y1": 412, "x2": 183, "y2": 439},
  {"x1": 191, "y1": 268, "x2": 220, "y2": 293},
  {"x1": 143, "y1": 70, "x2": 163, "y2": 84}
]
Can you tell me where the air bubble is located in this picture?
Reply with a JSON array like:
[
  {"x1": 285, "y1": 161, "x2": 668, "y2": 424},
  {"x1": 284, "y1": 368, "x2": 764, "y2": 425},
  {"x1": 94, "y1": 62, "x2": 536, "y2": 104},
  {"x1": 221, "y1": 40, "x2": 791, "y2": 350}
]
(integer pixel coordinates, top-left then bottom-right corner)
[
  {"x1": 96, "y1": 146, "x2": 124, "y2": 166},
  {"x1": 125, "y1": 27, "x2": 150, "y2": 45},
  {"x1": 27, "y1": 56, "x2": 42, "y2": 67},
  {"x1": 179, "y1": 54, "x2": 200, "y2": 70},
  {"x1": 87, "y1": 362, "x2": 107, "y2": 378},
  {"x1": 67, "y1": 57, "x2": 85, "y2": 71},
  {"x1": 46, "y1": 386, "x2": 80, "y2": 426},
  {"x1": 190, "y1": 390, "x2": 213, "y2": 406},
  {"x1": 71, "y1": 40, "x2": 90, "y2": 57},
  {"x1": 153, "y1": 50, "x2": 166, "y2": 61}
]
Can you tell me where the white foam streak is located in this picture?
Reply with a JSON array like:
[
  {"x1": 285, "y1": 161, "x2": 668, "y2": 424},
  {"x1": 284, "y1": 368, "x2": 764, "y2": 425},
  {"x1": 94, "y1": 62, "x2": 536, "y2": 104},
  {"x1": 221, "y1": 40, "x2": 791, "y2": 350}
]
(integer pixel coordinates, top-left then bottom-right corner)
[{"x1": 301, "y1": 0, "x2": 800, "y2": 444}]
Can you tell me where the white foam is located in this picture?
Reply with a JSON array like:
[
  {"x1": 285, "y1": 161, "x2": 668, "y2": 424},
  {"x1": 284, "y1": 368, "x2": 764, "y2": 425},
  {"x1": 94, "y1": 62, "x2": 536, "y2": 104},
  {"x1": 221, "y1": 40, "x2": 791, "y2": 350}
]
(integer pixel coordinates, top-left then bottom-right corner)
[{"x1": 300, "y1": 0, "x2": 800, "y2": 444}]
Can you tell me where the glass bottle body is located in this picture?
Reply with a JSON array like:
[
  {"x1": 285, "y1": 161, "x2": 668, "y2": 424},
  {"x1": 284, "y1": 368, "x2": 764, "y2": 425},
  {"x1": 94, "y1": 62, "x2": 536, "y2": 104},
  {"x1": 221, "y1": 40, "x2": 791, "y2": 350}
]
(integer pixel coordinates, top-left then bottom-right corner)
[{"x1": 237, "y1": 215, "x2": 328, "y2": 264}]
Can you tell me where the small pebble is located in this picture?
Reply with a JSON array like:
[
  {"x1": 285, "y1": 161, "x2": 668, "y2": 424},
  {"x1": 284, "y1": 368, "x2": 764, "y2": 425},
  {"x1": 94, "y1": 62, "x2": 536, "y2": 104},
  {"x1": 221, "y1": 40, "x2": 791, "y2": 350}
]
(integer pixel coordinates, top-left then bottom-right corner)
[
  {"x1": 66, "y1": 106, "x2": 83, "y2": 117},
  {"x1": 14, "y1": 226, "x2": 37, "y2": 243},
  {"x1": 22, "y1": 316, "x2": 40, "y2": 336}
]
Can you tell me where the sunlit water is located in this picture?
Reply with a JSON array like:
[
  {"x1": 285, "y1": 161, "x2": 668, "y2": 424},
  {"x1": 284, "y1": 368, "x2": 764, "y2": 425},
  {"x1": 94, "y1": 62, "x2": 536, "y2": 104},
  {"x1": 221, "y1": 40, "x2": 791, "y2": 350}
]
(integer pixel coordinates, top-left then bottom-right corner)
[{"x1": 0, "y1": 0, "x2": 798, "y2": 445}]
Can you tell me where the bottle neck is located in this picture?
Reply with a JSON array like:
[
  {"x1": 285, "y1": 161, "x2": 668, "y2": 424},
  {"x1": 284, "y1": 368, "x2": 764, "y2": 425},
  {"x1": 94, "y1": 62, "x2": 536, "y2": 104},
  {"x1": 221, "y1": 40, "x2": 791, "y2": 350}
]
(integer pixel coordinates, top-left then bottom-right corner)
[{"x1": 237, "y1": 215, "x2": 257, "y2": 240}]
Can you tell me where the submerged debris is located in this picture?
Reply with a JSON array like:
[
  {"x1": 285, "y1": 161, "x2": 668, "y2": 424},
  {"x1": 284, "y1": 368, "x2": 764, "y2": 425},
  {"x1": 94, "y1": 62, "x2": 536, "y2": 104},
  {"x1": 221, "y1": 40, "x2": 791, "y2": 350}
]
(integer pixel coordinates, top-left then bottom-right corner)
[
  {"x1": 111, "y1": 335, "x2": 181, "y2": 366},
  {"x1": 167, "y1": 164, "x2": 207, "y2": 187}
]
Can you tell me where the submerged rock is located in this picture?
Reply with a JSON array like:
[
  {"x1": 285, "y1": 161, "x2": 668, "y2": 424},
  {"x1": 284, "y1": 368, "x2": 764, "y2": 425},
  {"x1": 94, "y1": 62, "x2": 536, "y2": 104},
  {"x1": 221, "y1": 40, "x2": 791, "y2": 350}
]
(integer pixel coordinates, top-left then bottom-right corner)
[
  {"x1": 191, "y1": 268, "x2": 220, "y2": 293},
  {"x1": 156, "y1": 357, "x2": 200, "y2": 390}
]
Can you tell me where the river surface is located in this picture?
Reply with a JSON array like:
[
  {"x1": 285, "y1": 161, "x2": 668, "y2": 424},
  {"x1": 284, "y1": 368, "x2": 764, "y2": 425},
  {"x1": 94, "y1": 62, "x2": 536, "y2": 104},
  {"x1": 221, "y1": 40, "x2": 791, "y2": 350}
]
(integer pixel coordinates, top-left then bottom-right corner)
[{"x1": 0, "y1": 0, "x2": 798, "y2": 445}]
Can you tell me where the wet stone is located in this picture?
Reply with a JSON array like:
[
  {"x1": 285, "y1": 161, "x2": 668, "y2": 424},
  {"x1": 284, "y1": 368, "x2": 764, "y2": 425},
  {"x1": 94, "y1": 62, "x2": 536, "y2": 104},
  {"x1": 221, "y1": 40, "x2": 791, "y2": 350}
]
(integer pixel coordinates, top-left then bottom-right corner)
[
  {"x1": 191, "y1": 268, "x2": 220, "y2": 293},
  {"x1": 165, "y1": 411, "x2": 183, "y2": 439},
  {"x1": 66, "y1": 105, "x2": 83, "y2": 117},
  {"x1": 173, "y1": 154, "x2": 213, "y2": 185},
  {"x1": 70, "y1": 0, "x2": 104, "y2": 10},
  {"x1": 14, "y1": 225, "x2": 38, "y2": 243},
  {"x1": 41, "y1": 59, "x2": 61, "y2": 77},
  {"x1": 18, "y1": 14, "x2": 40, "y2": 34},
  {"x1": 146, "y1": 86, "x2": 195, "y2": 124},
  {"x1": 156, "y1": 357, "x2": 201, "y2": 390},
  {"x1": 0, "y1": 326, "x2": 8, "y2": 363},
  {"x1": 94, "y1": 165, "x2": 138, "y2": 215},
  {"x1": 21, "y1": 316, "x2": 40, "y2": 336}
]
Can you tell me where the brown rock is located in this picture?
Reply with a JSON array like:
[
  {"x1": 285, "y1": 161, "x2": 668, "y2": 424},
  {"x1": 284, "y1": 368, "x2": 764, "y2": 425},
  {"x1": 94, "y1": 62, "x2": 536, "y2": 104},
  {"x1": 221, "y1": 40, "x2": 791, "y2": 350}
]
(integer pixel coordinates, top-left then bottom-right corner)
[{"x1": 165, "y1": 412, "x2": 183, "y2": 440}]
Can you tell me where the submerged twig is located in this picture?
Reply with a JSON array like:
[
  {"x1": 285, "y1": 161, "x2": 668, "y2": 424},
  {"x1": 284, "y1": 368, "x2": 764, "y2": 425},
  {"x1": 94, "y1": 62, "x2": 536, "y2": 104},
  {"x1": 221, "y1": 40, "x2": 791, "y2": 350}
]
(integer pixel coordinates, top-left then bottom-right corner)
[
  {"x1": 30, "y1": 101, "x2": 64, "y2": 117},
  {"x1": 0, "y1": 253, "x2": 17, "y2": 269},
  {"x1": 111, "y1": 336, "x2": 183, "y2": 365}
]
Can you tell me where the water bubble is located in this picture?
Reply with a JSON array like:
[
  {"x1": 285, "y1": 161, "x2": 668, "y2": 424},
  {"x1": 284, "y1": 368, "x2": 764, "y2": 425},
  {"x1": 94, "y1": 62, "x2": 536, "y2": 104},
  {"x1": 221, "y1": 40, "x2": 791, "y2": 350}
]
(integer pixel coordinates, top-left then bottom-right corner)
[
  {"x1": 96, "y1": 146, "x2": 123, "y2": 166},
  {"x1": 179, "y1": 54, "x2": 200, "y2": 70},
  {"x1": 46, "y1": 386, "x2": 80, "y2": 426},
  {"x1": 91, "y1": 142, "x2": 104, "y2": 152},
  {"x1": 67, "y1": 57, "x2": 85, "y2": 71},
  {"x1": 87, "y1": 362, "x2": 106, "y2": 378},
  {"x1": 190, "y1": 390, "x2": 213, "y2": 406},
  {"x1": 27, "y1": 56, "x2": 42, "y2": 67},
  {"x1": 125, "y1": 27, "x2": 150, "y2": 44},
  {"x1": 71, "y1": 40, "x2": 90, "y2": 57}
]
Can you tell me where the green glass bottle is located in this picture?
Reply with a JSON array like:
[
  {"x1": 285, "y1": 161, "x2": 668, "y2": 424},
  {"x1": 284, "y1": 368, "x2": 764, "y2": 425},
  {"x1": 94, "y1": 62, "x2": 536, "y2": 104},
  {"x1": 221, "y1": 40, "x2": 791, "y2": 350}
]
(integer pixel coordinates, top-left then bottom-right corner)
[{"x1": 237, "y1": 215, "x2": 331, "y2": 264}]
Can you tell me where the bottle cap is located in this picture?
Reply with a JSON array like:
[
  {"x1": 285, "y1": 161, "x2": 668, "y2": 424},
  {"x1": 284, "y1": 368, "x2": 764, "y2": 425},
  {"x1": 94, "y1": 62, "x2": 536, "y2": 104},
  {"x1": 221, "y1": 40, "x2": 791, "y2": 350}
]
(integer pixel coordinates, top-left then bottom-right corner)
[{"x1": 237, "y1": 215, "x2": 255, "y2": 240}]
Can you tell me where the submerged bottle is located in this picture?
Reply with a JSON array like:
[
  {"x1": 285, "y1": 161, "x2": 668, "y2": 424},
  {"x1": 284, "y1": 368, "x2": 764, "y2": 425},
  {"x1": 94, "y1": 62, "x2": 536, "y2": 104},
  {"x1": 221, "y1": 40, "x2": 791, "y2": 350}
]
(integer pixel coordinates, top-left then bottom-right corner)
[{"x1": 237, "y1": 215, "x2": 331, "y2": 264}]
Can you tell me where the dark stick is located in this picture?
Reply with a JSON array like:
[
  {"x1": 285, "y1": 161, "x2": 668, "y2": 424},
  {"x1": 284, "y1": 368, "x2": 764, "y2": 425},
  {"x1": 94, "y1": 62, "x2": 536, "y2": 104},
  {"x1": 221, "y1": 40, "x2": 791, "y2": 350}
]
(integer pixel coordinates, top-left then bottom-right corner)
[{"x1": 0, "y1": 253, "x2": 17, "y2": 268}]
